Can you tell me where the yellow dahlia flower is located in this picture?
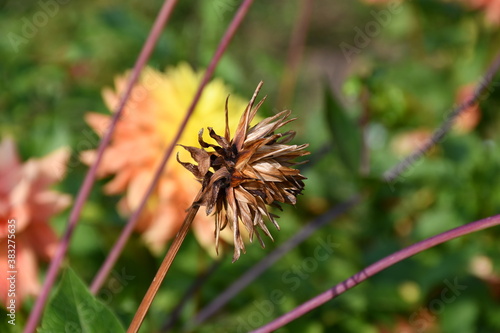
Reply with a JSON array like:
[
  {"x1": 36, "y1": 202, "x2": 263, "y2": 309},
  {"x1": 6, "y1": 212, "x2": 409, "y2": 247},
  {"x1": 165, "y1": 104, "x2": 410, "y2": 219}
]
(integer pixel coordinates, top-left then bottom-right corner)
[{"x1": 82, "y1": 63, "x2": 253, "y2": 256}]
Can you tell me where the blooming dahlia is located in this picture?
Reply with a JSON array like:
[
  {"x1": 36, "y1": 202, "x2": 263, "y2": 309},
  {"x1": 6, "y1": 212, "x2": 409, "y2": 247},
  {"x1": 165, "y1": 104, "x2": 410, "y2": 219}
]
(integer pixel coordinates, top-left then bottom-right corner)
[
  {"x1": 0, "y1": 138, "x2": 70, "y2": 307},
  {"x1": 81, "y1": 63, "x2": 251, "y2": 256},
  {"x1": 178, "y1": 82, "x2": 309, "y2": 261}
]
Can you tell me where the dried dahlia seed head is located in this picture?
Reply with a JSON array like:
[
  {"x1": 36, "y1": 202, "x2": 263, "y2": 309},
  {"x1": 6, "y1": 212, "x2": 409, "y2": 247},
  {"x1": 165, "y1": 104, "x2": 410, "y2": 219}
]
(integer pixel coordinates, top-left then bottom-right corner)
[{"x1": 177, "y1": 81, "x2": 309, "y2": 261}]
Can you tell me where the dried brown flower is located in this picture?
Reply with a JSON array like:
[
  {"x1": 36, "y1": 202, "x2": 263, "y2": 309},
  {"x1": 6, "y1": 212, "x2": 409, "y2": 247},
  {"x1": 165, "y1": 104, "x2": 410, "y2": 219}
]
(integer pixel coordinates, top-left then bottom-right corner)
[{"x1": 177, "y1": 82, "x2": 309, "y2": 261}]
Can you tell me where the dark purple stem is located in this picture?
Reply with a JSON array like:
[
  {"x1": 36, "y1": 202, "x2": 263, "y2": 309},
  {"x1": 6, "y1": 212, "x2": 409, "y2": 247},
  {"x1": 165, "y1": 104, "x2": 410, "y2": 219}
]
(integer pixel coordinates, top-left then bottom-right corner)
[
  {"x1": 193, "y1": 195, "x2": 360, "y2": 326},
  {"x1": 384, "y1": 51, "x2": 500, "y2": 183},
  {"x1": 252, "y1": 214, "x2": 500, "y2": 333},
  {"x1": 23, "y1": 1, "x2": 179, "y2": 332},
  {"x1": 90, "y1": 0, "x2": 256, "y2": 294}
]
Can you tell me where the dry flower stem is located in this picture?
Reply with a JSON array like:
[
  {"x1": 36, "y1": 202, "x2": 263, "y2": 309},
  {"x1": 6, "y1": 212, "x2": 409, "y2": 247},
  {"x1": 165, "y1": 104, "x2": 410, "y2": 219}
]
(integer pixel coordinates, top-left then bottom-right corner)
[
  {"x1": 384, "y1": 51, "x2": 500, "y2": 183},
  {"x1": 179, "y1": 80, "x2": 309, "y2": 261},
  {"x1": 125, "y1": 1, "x2": 257, "y2": 331},
  {"x1": 24, "y1": 1, "x2": 178, "y2": 331},
  {"x1": 252, "y1": 214, "x2": 500, "y2": 333},
  {"x1": 193, "y1": 195, "x2": 360, "y2": 326},
  {"x1": 90, "y1": 0, "x2": 256, "y2": 294},
  {"x1": 127, "y1": 205, "x2": 200, "y2": 333}
]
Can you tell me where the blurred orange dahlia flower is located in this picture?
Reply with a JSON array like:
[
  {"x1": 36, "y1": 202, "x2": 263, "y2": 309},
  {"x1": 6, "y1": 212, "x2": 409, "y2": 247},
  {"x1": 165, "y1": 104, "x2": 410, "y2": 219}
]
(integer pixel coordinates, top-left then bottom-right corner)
[
  {"x1": 454, "y1": 83, "x2": 481, "y2": 133},
  {"x1": 0, "y1": 138, "x2": 70, "y2": 307},
  {"x1": 467, "y1": 0, "x2": 500, "y2": 25},
  {"x1": 390, "y1": 129, "x2": 433, "y2": 157},
  {"x1": 81, "y1": 63, "x2": 253, "y2": 256}
]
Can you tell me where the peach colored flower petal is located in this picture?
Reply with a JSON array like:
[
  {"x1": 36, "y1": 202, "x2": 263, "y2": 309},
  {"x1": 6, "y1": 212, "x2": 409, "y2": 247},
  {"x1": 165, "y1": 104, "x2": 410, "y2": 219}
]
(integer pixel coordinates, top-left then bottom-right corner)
[
  {"x1": 102, "y1": 87, "x2": 121, "y2": 114},
  {"x1": 192, "y1": 214, "x2": 219, "y2": 257},
  {"x1": 9, "y1": 178, "x2": 31, "y2": 233},
  {"x1": 469, "y1": 0, "x2": 489, "y2": 6},
  {"x1": 157, "y1": 176, "x2": 177, "y2": 199},
  {"x1": 391, "y1": 129, "x2": 433, "y2": 157},
  {"x1": 454, "y1": 84, "x2": 481, "y2": 133},
  {"x1": 79, "y1": 150, "x2": 97, "y2": 168},
  {"x1": 7, "y1": 203, "x2": 31, "y2": 235},
  {"x1": 142, "y1": 205, "x2": 181, "y2": 254},
  {"x1": 103, "y1": 167, "x2": 135, "y2": 194},
  {"x1": 33, "y1": 147, "x2": 70, "y2": 187},
  {"x1": 31, "y1": 191, "x2": 72, "y2": 223},
  {"x1": 0, "y1": 138, "x2": 21, "y2": 195},
  {"x1": 127, "y1": 170, "x2": 155, "y2": 210},
  {"x1": 486, "y1": 0, "x2": 500, "y2": 25},
  {"x1": 0, "y1": 202, "x2": 9, "y2": 222},
  {"x1": 17, "y1": 148, "x2": 70, "y2": 197},
  {"x1": 23, "y1": 221, "x2": 59, "y2": 260},
  {"x1": 80, "y1": 147, "x2": 125, "y2": 177},
  {"x1": 464, "y1": 0, "x2": 500, "y2": 25},
  {"x1": 0, "y1": 138, "x2": 70, "y2": 306},
  {"x1": 85, "y1": 112, "x2": 111, "y2": 137},
  {"x1": 118, "y1": 197, "x2": 155, "y2": 233}
]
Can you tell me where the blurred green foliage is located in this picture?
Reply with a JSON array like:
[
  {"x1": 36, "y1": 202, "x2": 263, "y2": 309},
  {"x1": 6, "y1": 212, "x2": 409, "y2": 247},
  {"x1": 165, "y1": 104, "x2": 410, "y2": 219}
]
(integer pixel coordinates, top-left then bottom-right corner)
[{"x1": 1, "y1": 0, "x2": 500, "y2": 332}]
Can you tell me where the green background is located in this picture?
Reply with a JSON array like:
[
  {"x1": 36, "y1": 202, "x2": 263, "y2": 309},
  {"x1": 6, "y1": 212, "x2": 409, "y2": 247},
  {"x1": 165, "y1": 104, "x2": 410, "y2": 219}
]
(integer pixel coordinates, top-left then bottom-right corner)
[{"x1": 1, "y1": 0, "x2": 500, "y2": 332}]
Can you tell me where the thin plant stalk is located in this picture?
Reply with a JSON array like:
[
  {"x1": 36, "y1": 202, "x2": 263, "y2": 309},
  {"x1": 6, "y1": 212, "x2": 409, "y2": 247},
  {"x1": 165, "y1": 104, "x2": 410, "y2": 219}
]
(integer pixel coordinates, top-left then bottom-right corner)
[
  {"x1": 384, "y1": 50, "x2": 500, "y2": 183},
  {"x1": 158, "y1": 144, "x2": 335, "y2": 329},
  {"x1": 24, "y1": 1, "x2": 178, "y2": 331},
  {"x1": 193, "y1": 195, "x2": 360, "y2": 326},
  {"x1": 252, "y1": 214, "x2": 500, "y2": 333},
  {"x1": 123, "y1": 0, "x2": 257, "y2": 331},
  {"x1": 90, "y1": 0, "x2": 256, "y2": 294},
  {"x1": 127, "y1": 205, "x2": 200, "y2": 333}
]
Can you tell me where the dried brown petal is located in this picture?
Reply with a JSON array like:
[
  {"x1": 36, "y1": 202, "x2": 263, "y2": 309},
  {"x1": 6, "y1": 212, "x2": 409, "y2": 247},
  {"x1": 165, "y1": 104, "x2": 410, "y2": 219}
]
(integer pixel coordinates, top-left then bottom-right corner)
[{"x1": 178, "y1": 81, "x2": 309, "y2": 261}]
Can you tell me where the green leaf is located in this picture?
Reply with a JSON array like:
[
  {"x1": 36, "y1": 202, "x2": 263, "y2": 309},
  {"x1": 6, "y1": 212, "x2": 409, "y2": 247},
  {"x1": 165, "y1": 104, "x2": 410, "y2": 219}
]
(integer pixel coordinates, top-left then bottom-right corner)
[
  {"x1": 0, "y1": 307, "x2": 20, "y2": 333},
  {"x1": 323, "y1": 87, "x2": 362, "y2": 174},
  {"x1": 39, "y1": 268, "x2": 125, "y2": 333}
]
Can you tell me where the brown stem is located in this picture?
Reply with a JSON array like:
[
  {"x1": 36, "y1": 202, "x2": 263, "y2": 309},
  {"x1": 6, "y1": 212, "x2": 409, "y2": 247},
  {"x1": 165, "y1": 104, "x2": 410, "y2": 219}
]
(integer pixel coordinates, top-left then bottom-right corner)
[
  {"x1": 90, "y1": 0, "x2": 255, "y2": 296},
  {"x1": 127, "y1": 204, "x2": 200, "y2": 333},
  {"x1": 193, "y1": 195, "x2": 360, "y2": 326}
]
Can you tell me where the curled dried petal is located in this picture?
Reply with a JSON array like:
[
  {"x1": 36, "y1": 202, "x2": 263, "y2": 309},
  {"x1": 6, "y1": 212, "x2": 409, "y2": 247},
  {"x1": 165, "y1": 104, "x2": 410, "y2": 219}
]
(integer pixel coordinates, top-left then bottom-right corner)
[{"x1": 178, "y1": 82, "x2": 308, "y2": 261}]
